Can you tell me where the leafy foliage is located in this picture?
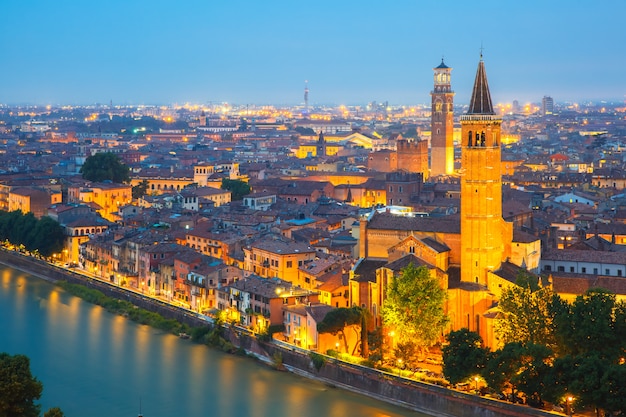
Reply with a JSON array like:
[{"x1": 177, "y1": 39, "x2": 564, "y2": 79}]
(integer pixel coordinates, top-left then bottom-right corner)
[
  {"x1": 442, "y1": 329, "x2": 488, "y2": 385},
  {"x1": 553, "y1": 290, "x2": 626, "y2": 361},
  {"x1": 0, "y1": 353, "x2": 43, "y2": 417},
  {"x1": 381, "y1": 264, "x2": 448, "y2": 348},
  {"x1": 221, "y1": 178, "x2": 250, "y2": 201},
  {"x1": 132, "y1": 179, "x2": 150, "y2": 199},
  {"x1": 317, "y1": 306, "x2": 363, "y2": 353},
  {"x1": 80, "y1": 152, "x2": 130, "y2": 183},
  {"x1": 0, "y1": 210, "x2": 64, "y2": 257},
  {"x1": 495, "y1": 273, "x2": 557, "y2": 349}
]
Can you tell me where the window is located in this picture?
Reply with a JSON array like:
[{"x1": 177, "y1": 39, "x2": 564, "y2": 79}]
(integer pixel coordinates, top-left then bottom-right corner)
[
  {"x1": 286, "y1": 261, "x2": 292, "y2": 268},
  {"x1": 605, "y1": 269, "x2": 610, "y2": 275},
  {"x1": 544, "y1": 265, "x2": 552, "y2": 271},
  {"x1": 619, "y1": 270, "x2": 623, "y2": 276},
  {"x1": 582, "y1": 267, "x2": 586, "y2": 273},
  {"x1": 557, "y1": 266, "x2": 565, "y2": 272},
  {"x1": 570, "y1": 267, "x2": 575, "y2": 273},
  {"x1": 594, "y1": 268, "x2": 598, "y2": 274}
]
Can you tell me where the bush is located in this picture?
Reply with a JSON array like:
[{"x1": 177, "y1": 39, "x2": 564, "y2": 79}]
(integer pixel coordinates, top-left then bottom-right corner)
[{"x1": 309, "y1": 352, "x2": 326, "y2": 371}]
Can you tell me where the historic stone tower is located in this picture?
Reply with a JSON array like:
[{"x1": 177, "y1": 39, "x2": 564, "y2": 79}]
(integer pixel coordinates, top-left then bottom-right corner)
[
  {"x1": 430, "y1": 59, "x2": 455, "y2": 177},
  {"x1": 460, "y1": 55, "x2": 512, "y2": 286},
  {"x1": 397, "y1": 139, "x2": 429, "y2": 180}
]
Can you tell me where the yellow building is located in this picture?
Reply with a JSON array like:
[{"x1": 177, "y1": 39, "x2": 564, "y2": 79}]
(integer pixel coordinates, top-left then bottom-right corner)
[
  {"x1": 430, "y1": 59, "x2": 455, "y2": 177},
  {"x1": 68, "y1": 182, "x2": 132, "y2": 222},
  {"x1": 243, "y1": 237, "x2": 317, "y2": 284},
  {"x1": 460, "y1": 56, "x2": 513, "y2": 287},
  {"x1": 8, "y1": 187, "x2": 62, "y2": 218}
]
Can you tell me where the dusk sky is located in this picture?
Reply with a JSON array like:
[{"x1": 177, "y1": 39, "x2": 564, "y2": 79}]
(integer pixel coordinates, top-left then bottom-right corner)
[{"x1": 2, "y1": 0, "x2": 625, "y2": 107}]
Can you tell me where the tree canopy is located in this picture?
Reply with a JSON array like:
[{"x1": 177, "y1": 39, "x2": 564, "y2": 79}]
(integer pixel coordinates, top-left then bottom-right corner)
[
  {"x1": 80, "y1": 152, "x2": 130, "y2": 183},
  {"x1": 381, "y1": 263, "x2": 448, "y2": 349},
  {"x1": 317, "y1": 306, "x2": 363, "y2": 353},
  {"x1": 0, "y1": 353, "x2": 43, "y2": 417},
  {"x1": 495, "y1": 272, "x2": 557, "y2": 349},
  {"x1": 442, "y1": 328, "x2": 488, "y2": 385},
  {"x1": 0, "y1": 210, "x2": 64, "y2": 257},
  {"x1": 221, "y1": 178, "x2": 251, "y2": 201}
]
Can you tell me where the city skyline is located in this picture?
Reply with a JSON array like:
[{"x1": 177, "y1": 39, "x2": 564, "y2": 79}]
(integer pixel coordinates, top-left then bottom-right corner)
[{"x1": 2, "y1": 0, "x2": 625, "y2": 106}]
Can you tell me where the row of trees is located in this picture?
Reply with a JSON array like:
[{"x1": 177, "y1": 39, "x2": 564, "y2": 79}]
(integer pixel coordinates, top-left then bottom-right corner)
[
  {"x1": 443, "y1": 277, "x2": 626, "y2": 416},
  {"x1": 0, "y1": 210, "x2": 64, "y2": 257}
]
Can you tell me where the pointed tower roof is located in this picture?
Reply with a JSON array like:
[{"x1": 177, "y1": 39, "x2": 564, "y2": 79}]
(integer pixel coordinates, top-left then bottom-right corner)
[
  {"x1": 467, "y1": 56, "x2": 495, "y2": 115},
  {"x1": 435, "y1": 58, "x2": 449, "y2": 69}
]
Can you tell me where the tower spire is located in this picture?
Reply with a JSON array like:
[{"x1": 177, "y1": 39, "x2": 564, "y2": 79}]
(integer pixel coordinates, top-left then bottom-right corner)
[{"x1": 467, "y1": 55, "x2": 494, "y2": 115}]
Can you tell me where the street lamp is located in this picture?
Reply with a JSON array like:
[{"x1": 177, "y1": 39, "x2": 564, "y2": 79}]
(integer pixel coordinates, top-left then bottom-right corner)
[
  {"x1": 474, "y1": 376, "x2": 479, "y2": 393},
  {"x1": 565, "y1": 395, "x2": 573, "y2": 417}
]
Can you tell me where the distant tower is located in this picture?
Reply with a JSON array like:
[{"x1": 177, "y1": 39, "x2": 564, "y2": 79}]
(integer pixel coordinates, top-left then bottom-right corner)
[
  {"x1": 304, "y1": 80, "x2": 309, "y2": 115},
  {"x1": 316, "y1": 131, "x2": 326, "y2": 157},
  {"x1": 460, "y1": 54, "x2": 512, "y2": 286},
  {"x1": 541, "y1": 96, "x2": 554, "y2": 115},
  {"x1": 430, "y1": 58, "x2": 455, "y2": 177}
]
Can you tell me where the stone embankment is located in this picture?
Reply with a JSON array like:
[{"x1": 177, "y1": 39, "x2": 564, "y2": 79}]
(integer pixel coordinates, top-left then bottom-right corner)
[{"x1": 0, "y1": 249, "x2": 559, "y2": 417}]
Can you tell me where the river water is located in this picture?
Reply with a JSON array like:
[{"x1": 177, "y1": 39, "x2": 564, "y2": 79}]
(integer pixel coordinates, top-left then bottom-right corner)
[{"x1": 0, "y1": 265, "x2": 425, "y2": 417}]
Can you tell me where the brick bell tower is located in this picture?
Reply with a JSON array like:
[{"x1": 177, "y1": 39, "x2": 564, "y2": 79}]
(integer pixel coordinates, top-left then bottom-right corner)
[
  {"x1": 430, "y1": 58, "x2": 455, "y2": 177},
  {"x1": 460, "y1": 54, "x2": 512, "y2": 286}
]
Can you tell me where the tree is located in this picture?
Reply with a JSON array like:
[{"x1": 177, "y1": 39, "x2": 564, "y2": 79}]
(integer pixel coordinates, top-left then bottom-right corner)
[
  {"x1": 28, "y1": 216, "x2": 65, "y2": 257},
  {"x1": 0, "y1": 353, "x2": 43, "y2": 417},
  {"x1": 553, "y1": 289, "x2": 624, "y2": 361},
  {"x1": 442, "y1": 328, "x2": 488, "y2": 385},
  {"x1": 43, "y1": 407, "x2": 65, "y2": 417},
  {"x1": 513, "y1": 343, "x2": 553, "y2": 407},
  {"x1": 221, "y1": 178, "x2": 250, "y2": 201},
  {"x1": 381, "y1": 264, "x2": 448, "y2": 350},
  {"x1": 495, "y1": 271, "x2": 557, "y2": 350},
  {"x1": 132, "y1": 179, "x2": 150, "y2": 199},
  {"x1": 481, "y1": 342, "x2": 526, "y2": 396},
  {"x1": 317, "y1": 306, "x2": 362, "y2": 353},
  {"x1": 80, "y1": 152, "x2": 130, "y2": 183}
]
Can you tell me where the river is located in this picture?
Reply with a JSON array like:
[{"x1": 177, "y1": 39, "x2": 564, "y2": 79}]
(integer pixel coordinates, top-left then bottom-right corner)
[{"x1": 0, "y1": 265, "x2": 425, "y2": 417}]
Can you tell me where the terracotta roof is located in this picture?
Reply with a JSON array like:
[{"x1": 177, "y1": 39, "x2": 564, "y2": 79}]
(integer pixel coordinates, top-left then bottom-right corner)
[
  {"x1": 384, "y1": 254, "x2": 431, "y2": 272},
  {"x1": 367, "y1": 211, "x2": 460, "y2": 234},
  {"x1": 352, "y1": 259, "x2": 387, "y2": 283},
  {"x1": 542, "y1": 249, "x2": 626, "y2": 265}
]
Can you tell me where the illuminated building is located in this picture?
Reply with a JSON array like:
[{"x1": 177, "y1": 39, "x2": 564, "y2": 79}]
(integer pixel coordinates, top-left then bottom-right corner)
[{"x1": 430, "y1": 59, "x2": 455, "y2": 177}]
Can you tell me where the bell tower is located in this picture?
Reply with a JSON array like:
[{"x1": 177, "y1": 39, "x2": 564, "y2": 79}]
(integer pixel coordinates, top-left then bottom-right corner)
[
  {"x1": 430, "y1": 58, "x2": 455, "y2": 177},
  {"x1": 460, "y1": 55, "x2": 511, "y2": 286}
]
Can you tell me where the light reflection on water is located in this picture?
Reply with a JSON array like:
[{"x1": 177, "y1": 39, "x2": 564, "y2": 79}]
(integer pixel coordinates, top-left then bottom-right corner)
[{"x1": 0, "y1": 265, "x2": 426, "y2": 417}]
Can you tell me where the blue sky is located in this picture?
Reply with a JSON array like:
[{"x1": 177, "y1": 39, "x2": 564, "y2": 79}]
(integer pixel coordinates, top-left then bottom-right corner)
[{"x1": 1, "y1": 0, "x2": 625, "y2": 106}]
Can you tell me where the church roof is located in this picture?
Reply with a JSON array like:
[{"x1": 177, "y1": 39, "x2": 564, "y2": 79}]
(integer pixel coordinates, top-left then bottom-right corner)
[{"x1": 467, "y1": 56, "x2": 495, "y2": 115}]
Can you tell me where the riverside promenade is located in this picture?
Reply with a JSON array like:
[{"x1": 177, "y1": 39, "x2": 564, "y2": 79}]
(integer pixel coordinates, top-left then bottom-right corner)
[{"x1": 0, "y1": 248, "x2": 562, "y2": 417}]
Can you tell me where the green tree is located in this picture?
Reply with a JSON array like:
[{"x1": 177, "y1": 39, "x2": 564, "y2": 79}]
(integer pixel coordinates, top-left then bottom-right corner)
[
  {"x1": 132, "y1": 179, "x2": 150, "y2": 199},
  {"x1": 0, "y1": 353, "x2": 43, "y2": 417},
  {"x1": 381, "y1": 264, "x2": 448, "y2": 350},
  {"x1": 317, "y1": 306, "x2": 362, "y2": 353},
  {"x1": 28, "y1": 216, "x2": 65, "y2": 257},
  {"x1": 481, "y1": 342, "x2": 526, "y2": 396},
  {"x1": 495, "y1": 271, "x2": 557, "y2": 349},
  {"x1": 513, "y1": 343, "x2": 553, "y2": 407},
  {"x1": 80, "y1": 152, "x2": 130, "y2": 183},
  {"x1": 553, "y1": 290, "x2": 624, "y2": 361},
  {"x1": 442, "y1": 328, "x2": 488, "y2": 385},
  {"x1": 43, "y1": 407, "x2": 65, "y2": 417},
  {"x1": 221, "y1": 178, "x2": 250, "y2": 201}
]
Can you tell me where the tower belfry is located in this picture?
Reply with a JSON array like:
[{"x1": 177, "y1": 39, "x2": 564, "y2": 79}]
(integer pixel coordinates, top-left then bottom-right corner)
[
  {"x1": 460, "y1": 55, "x2": 512, "y2": 286},
  {"x1": 430, "y1": 58, "x2": 455, "y2": 177}
]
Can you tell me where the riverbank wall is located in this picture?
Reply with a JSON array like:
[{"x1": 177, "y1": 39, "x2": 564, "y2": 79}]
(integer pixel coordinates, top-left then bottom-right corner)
[{"x1": 1, "y1": 250, "x2": 559, "y2": 417}]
